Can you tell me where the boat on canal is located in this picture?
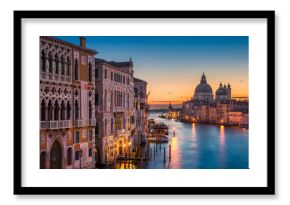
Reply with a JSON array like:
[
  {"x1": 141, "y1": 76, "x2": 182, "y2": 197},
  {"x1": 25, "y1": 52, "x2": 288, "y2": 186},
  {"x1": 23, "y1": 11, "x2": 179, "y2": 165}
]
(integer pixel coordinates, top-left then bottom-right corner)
[
  {"x1": 149, "y1": 122, "x2": 169, "y2": 135},
  {"x1": 147, "y1": 134, "x2": 169, "y2": 143}
]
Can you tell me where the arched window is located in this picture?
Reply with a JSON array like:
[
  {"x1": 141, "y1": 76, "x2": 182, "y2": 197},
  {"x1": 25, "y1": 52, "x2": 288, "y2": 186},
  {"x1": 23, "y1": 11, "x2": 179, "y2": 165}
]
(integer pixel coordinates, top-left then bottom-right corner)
[
  {"x1": 117, "y1": 91, "x2": 120, "y2": 106},
  {"x1": 111, "y1": 91, "x2": 113, "y2": 108},
  {"x1": 104, "y1": 119, "x2": 107, "y2": 135},
  {"x1": 95, "y1": 123, "x2": 99, "y2": 136},
  {"x1": 88, "y1": 62, "x2": 92, "y2": 82},
  {"x1": 54, "y1": 101, "x2": 59, "y2": 121},
  {"x1": 41, "y1": 99, "x2": 46, "y2": 121},
  {"x1": 48, "y1": 52, "x2": 53, "y2": 73},
  {"x1": 48, "y1": 100, "x2": 52, "y2": 120},
  {"x1": 74, "y1": 58, "x2": 79, "y2": 80},
  {"x1": 120, "y1": 92, "x2": 122, "y2": 107},
  {"x1": 61, "y1": 100, "x2": 66, "y2": 120},
  {"x1": 95, "y1": 92, "x2": 99, "y2": 106},
  {"x1": 41, "y1": 50, "x2": 46, "y2": 72},
  {"x1": 123, "y1": 117, "x2": 126, "y2": 129},
  {"x1": 104, "y1": 89, "x2": 107, "y2": 109},
  {"x1": 111, "y1": 118, "x2": 114, "y2": 133},
  {"x1": 66, "y1": 57, "x2": 70, "y2": 76},
  {"x1": 75, "y1": 101, "x2": 79, "y2": 120},
  {"x1": 114, "y1": 90, "x2": 117, "y2": 106},
  {"x1": 67, "y1": 102, "x2": 71, "y2": 120},
  {"x1": 89, "y1": 101, "x2": 92, "y2": 119},
  {"x1": 55, "y1": 54, "x2": 59, "y2": 74},
  {"x1": 134, "y1": 88, "x2": 138, "y2": 97},
  {"x1": 61, "y1": 56, "x2": 65, "y2": 75}
]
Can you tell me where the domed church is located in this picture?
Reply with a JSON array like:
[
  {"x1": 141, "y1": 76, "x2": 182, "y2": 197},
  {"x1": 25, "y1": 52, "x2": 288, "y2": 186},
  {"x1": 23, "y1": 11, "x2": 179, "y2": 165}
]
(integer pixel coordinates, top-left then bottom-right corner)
[
  {"x1": 193, "y1": 72, "x2": 214, "y2": 101},
  {"x1": 216, "y1": 82, "x2": 231, "y2": 101}
]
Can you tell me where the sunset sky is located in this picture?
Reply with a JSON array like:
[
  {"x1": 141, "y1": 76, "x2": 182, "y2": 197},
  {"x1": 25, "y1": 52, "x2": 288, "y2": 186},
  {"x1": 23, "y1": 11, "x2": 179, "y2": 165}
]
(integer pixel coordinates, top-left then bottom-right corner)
[{"x1": 58, "y1": 36, "x2": 248, "y2": 107}]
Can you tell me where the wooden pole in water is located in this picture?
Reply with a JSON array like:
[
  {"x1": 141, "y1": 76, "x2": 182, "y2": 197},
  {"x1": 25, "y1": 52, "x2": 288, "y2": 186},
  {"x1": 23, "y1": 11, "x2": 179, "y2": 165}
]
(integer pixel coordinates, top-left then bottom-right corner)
[
  {"x1": 169, "y1": 144, "x2": 171, "y2": 160},
  {"x1": 163, "y1": 147, "x2": 166, "y2": 162}
]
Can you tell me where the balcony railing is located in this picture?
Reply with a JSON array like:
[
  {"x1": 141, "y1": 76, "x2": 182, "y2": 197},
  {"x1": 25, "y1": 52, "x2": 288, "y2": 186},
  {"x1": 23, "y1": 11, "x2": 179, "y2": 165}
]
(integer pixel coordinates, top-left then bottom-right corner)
[
  {"x1": 74, "y1": 119, "x2": 88, "y2": 127},
  {"x1": 40, "y1": 121, "x2": 48, "y2": 129},
  {"x1": 115, "y1": 129, "x2": 126, "y2": 136},
  {"x1": 41, "y1": 72, "x2": 47, "y2": 80},
  {"x1": 40, "y1": 120, "x2": 72, "y2": 129},
  {"x1": 40, "y1": 72, "x2": 71, "y2": 83},
  {"x1": 89, "y1": 119, "x2": 96, "y2": 126},
  {"x1": 58, "y1": 120, "x2": 72, "y2": 128},
  {"x1": 66, "y1": 76, "x2": 71, "y2": 83},
  {"x1": 54, "y1": 75, "x2": 59, "y2": 81},
  {"x1": 48, "y1": 73, "x2": 53, "y2": 80}
]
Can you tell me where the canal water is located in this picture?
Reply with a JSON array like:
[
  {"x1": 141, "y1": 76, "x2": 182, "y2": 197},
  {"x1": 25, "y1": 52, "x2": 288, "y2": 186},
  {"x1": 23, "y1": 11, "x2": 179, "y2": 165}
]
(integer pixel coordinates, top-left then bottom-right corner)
[{"x1": 144, "y1": 111, "x2": 249, "y2": 169}]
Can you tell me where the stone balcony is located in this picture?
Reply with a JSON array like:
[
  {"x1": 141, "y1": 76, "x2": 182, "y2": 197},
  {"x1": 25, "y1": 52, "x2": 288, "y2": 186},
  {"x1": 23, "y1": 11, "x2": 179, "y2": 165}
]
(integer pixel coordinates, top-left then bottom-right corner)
[
  {"x1": 40, "y1": 120, "x2": 72, "y2": 129},
  {"x1": 40, "y1": 72, "x2": 71, "y2": 83},
  {"x1": 114, "y1": 129, "x2": 126, "y2": 137},
  {"x1": 89, "y1": 118, "x2": 96, "y2": 126},
  {"x1": 74, "y1": 119, "x2": 88, "y2": 127}
]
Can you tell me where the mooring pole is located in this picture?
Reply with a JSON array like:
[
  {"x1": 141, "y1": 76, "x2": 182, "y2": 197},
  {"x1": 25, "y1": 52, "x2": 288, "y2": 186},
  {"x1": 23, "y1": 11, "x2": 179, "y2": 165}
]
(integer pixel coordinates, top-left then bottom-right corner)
[
  {"x1": 163, "y1": 147, "x2": 166, "y2": 162},
  {"x1": 169, "y1": 144, "x2": 171, "y2": 160}
]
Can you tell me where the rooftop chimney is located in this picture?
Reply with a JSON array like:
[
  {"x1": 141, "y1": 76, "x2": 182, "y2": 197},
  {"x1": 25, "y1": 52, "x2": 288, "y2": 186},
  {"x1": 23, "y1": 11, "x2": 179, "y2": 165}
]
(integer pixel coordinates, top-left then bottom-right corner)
[{"x1": 80, "y1": 36, "x2": 86, "y2": 48}]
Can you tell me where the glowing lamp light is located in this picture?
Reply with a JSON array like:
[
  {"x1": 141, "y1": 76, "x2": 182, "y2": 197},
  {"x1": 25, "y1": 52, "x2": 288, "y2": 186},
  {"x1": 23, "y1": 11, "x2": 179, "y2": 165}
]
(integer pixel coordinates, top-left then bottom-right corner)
[{"x1": 129, "y1": 142, "x2": 131, "y2": 146}]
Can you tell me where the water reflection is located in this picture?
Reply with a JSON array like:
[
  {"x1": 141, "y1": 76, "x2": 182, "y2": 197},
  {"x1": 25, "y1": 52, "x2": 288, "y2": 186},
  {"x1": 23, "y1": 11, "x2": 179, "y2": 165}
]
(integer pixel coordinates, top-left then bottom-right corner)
[
  {"x1": 145, "y1": 111, "x2": 248, "y2": 169},
  {"x1": 219, "y1": 125, "x2": 225, "y2": 166},
  {"x1": 169, "y1": 133, "x2": 180, "y2": 168}
]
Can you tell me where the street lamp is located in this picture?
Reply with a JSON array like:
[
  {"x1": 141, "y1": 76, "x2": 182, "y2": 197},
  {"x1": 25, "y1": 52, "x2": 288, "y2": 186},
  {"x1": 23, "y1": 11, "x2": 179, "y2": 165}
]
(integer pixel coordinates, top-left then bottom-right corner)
[{"x1": 78, "y1": 149, "x2": 83, "y2": 169}]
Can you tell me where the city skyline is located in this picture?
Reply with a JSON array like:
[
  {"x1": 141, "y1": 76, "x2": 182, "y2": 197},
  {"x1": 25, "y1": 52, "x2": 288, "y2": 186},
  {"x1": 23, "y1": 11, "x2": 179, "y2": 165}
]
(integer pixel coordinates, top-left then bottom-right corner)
[
  {"x1": 40, "y1": 36, "x2": 249, "y2": 170},
  {"x1": 57, "y1": 36, "x2": 249, "y2": 106}
]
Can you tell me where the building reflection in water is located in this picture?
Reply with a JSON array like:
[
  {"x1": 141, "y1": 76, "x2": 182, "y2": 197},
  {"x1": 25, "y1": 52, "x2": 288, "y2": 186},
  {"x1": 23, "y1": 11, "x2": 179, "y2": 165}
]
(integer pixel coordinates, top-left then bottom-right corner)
[
  {"x1": 219, "y1": 125, "x2": 226, "y2": 166},
  {"x1": 191, "y1": 123, "x2": 197, "y2": 149},
  {"x1": 169, "y1": 126, "x2": 181, "y2": 168}
]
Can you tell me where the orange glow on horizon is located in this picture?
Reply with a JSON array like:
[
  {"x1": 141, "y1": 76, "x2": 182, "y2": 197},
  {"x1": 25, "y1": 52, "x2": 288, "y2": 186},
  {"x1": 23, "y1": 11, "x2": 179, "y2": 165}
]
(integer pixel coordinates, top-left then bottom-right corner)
[{"x1": 147, "y1": 76, "x2": 248, "y2": 104}]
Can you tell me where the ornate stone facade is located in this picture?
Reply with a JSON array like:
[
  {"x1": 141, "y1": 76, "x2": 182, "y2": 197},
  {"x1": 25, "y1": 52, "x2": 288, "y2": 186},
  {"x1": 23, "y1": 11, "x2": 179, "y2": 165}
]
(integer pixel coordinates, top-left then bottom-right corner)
[
  {"x1": 133, "y1": 77, "x2": 149, "y2": 148},
  {"x1": 40, "y1": 36, "x2": 97, "y2": 169},
  {"x1": 95, "y1": 58, "x2": 144, "y2": 165}
]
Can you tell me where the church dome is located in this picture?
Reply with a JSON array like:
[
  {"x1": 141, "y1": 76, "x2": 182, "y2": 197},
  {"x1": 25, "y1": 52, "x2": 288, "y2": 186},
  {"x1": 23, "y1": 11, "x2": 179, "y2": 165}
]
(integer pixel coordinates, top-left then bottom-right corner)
[
  {"x1": 194, "y1": 73, "x2": 213, "y2": 94},
  {"x1": 195, "y1": 83, "x2": 213, "y2": 94},
  {"x1": 193, "y1": 73, "x2": 213, "y2": 101}
]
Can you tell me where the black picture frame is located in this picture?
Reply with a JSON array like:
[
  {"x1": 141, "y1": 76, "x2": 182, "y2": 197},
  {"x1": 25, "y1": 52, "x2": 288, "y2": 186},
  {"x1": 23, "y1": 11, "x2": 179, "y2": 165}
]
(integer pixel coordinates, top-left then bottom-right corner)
[{"x1": 14, "y1": 10, "x2": 275, "y2": 195}]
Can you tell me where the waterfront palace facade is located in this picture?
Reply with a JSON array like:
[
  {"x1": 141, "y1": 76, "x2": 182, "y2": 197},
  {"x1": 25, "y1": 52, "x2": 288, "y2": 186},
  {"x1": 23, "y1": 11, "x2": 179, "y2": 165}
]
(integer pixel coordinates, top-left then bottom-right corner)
[
  {"x1": 40, "y1": 36, "x2": 148, "y2": 168},
  {"x1": 94, "y1": 59, "x2": 148, "y2": 165},
  {"x1": 180, "y1": 73, "x2": 249, "y2": 127}
]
